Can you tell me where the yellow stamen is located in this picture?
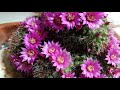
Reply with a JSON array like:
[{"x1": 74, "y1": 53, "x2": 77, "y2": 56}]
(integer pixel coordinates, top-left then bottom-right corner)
[
  {"x1": 57, "y1": 56, "x2": 64, "y2": 64},
  {"x1": 86, "y1": 14, "x2": 96, "y2": 22},
  {"x1": 66, "y1": 13, "x2": 75, "y2": 22},
  {"x1": 111, "y1": 54, "x2": 116, "y2": 60},
  {"x1": 87, "y1": 65, "x2": 94, "y2": 72},
  {"x1": 28, "y1": 50, "x2": 35, "y2": 57},
  {"x1": 29, "y1": 38, "x2": 36, "y2": 44},
  {"x1": 49, "y1": 47, "x2": 55, "y2": 53}
]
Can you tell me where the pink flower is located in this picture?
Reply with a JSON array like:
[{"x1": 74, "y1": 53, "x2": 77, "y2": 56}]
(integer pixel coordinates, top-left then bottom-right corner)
[
  {"x1": 108, "y1": 42, "x2": 120, "y2": 50},
  {"x1": 76, "y1": 23, "x2": 83, "y2": 31},
  {"x1": 10, "y1": 55, "x2": 32, "y2": 73},
  {"x1": 79, "y1": 12, "x2": 105, "y2": 30},
  {"x1": 97, "y1": 74, "x2": 108, "y2": 78},
  {"x1": 108, "y1": 67, "x2": 114, "y2": 74},
  {"x1": 16, "y1": 61, "x2": 32, "y2": 73},
  {"x1": 23, "y1": 16, "x2": 40, "y2": 30},
  {"x1": 81, "y1": 58, "x2": 102, "y2": 78},
  {"x1": 79, "y1": 74, "x2": 87, "y2": 78},
  {"x1": 105, "y1": 49, "x2": 120, "y2": 66},
  {"x1": 23, "y1": 32, "x2": 41, "y2": 48},
  {"x1": 60, "y1": 12, "x2": 81, "y2": 30},
  {"x1": 87, "y1": 48, "x2": 91, "y2": 52},
  {"x1": 40, "y1": 12, "x2": 53, "y2": 28},
  {"x1": 41, "y1": 41, "x2": 61, "y2": 58},
  {"x1": 108, "y1": 31, "x2": 120, "y2": 50},
  {"x1": 47, "y1": 12, "x2": 65, "y2": 32},
  {"x1": 62, "y1": 72, "x2": 75, "y2": 78},
  {"x1": 51, "y1": 49, "x2": 72, "y2": 71},
  {"x1": 20, "y1": 47, "x2": 39, "y2": 64},
  {"x1": 10, "y1": 55, "x2": 21, "y2": 67},
  {"x1": 113, "y1": 69, "x2": 120, "y2": 78},
  {"x1": 29, "y1": 28, "x2": 48, "y2": 41}
]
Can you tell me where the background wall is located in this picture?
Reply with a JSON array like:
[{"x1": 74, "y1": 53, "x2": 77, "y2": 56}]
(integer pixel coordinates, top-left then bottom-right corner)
[
  {"x1": 107, "y1": 12, "x2": 120, "y2": 25},
  {"x1": 0, "y1": 12, "x2": 33, "y2": 24}
]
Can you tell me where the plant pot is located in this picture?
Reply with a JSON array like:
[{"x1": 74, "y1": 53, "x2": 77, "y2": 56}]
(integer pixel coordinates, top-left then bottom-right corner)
[{"x1": 0, "y1": 22, "x2": 22, "y2": 78}]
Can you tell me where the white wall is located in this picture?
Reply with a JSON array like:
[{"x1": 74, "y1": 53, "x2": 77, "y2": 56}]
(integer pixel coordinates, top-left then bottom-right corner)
[
  {"x1": 107, "y1": 12, "x2": 120, "y2": 25},
  {"x1": 0, "y1": 12, "x2": 33, "y2": 24}
]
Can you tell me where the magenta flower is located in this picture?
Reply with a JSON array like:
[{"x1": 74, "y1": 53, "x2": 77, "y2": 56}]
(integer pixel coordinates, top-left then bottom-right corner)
[
  {"x1": 81, "y1": 58, "x2": 102, "y2": 78},
  {"x1": 10, "y1": 55, "x2": 32, "y2": 73},
  {"x1": 23, "y1": 16, "x2": 40, "y2": 30},
  {"x1": 112, "y1": 69, "x2": 120, "y2": 78},
  {"x1": 47, "y1": 12, "x2": 65, "y2": 32},
  {"x1": 62, "y1": 72, "x2": 75, "y2": 78},
  {"x1": 109, "y1": 31, "x2": 120, "y2": 44},
  {"x1": 97, "y1": 74, "x2": 108, "y2": 78},
  {"x1": 79, "y1": 74, "x2": 87, "y2": 78},
  {"x1": 79, "y1": 12, "x2": 105, "y2": 30},
  {"x1": 41, "y1": 41, "x2": 61, "y2": 58},
  {"x1": 87, "y1": 48, "x2": 91, "y2": 52},
  {"x1": 10, "y1": 55, "x2": 21, "y2": 67},
  {"x1": 108, "y1": 67, "x2": 114, "y2": 75},
  {"x1": 51, "y1": 49, "x2": 72, "y2": 71},
  {"x1": 29, "y1": 28, "x2": 48, "y2": 40},
  {"x1": 108, "y1": 42, "x2": 120, "y2": 50},
  {"x1": 60, "y1": 12, "x2": 81, "y2": 30},
  {"x1": 76, "y1": 23, "x2": 83, "y2": 31},
  {"x1": 105, "y1": 49, "x2": 120, "y2": 66},
  {"x1": 23, "y1": 32, "x2": 41, "y2": 48},
  {"x1": 16, "y1": 61, "x2": 32, "y2": 73},
  {"x1": 40, "y1": 12, "x2": 53, "y2": 28},
  {"x1": 20, "y1": 47, "x2": 39, "y2": 64},
  {"x1": 108, "y1": 31, "x2": 120, "y2": 50}
]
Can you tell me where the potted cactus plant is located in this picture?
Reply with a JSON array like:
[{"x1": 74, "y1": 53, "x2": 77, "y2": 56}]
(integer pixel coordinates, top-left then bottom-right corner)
[{"x1": 1, "y1": 12, "x2": 120, "y2": 78}]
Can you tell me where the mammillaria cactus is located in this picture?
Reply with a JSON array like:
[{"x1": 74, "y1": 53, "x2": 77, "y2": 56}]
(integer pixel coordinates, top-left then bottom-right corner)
[{"x1": 5, "y1": 12, "x2": 120, "y2": 78}]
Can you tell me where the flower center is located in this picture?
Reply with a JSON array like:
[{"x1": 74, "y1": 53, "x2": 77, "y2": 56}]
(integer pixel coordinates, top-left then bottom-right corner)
[
  {"x1": 49, "y1": 47, "x2": 55, "y2": 53},
  {"x1": 29, "y1": 38, "x2": 36, "y2": 44},
  {"x1": 87, "y1": 65, "x2": 94, "y2": 72},
  {"x1": 66, "y1": 13, "x2": 75, "y2": 22},
  {"x1": 86, "y1": 14, "x2": 96, "y2": 22},
  {"x1": 53, "y1": 17, "x2": 62, "y2": 25},
  {"x1": 111, "y1": 45, "x2": 114, "y2": 48},
  {"x1": 57, "y1": 56, "x2": 64, "y2": 64},
  {"x1": 28, "y1": 50, "x2": 35, "y2": 57},
  {"x1": 110, "y1": 54, "x2": 116, "y2": 60},
  {"x1": 31, "y1": 22, "x2": 36, "y2": 27}
]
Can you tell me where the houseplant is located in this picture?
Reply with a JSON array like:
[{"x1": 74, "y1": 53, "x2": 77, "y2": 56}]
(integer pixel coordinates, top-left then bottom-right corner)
[{"x1": 2, "y1": 12, "x2": 120, "y2": 78}]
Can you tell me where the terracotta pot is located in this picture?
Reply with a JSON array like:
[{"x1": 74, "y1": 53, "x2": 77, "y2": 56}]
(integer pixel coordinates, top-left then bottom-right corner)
[{"x1": 0, "y1": 22, "x2": 21, "y2": 46}]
